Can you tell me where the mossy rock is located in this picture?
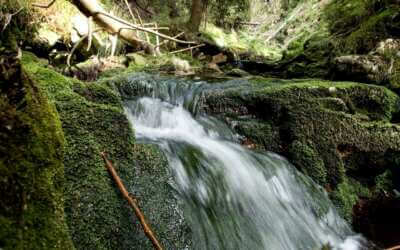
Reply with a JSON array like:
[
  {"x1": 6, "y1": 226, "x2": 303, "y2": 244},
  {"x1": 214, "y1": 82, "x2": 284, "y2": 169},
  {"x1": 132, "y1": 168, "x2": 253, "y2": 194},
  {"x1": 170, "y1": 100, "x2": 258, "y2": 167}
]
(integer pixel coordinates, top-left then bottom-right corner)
[
  {"x1": 324, "y1": 0, "x2": 400, "y2": 54},
  {"x1": 288, "y1": 140, "x2": 327, "y2": 185},
  {"x1": 0, "y1": 51, "x2": 74, "y2": 249},
  {"x1": 263, "y1": 0, "x2": 400, "y2": 80},
  {"x1": 21, "y1": 52, "x2": 190, "y2": 249},
  {"x1": 199, "y1": 77, "x2": 400, "y2": 219}
]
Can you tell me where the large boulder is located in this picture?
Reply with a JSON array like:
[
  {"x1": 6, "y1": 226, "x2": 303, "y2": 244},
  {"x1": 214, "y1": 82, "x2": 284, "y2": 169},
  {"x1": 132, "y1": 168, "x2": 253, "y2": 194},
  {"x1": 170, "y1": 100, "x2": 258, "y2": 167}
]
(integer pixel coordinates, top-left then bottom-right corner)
[
  {"x1": 0, "y1": 49, "x2": 74, "y2": 249},
  {"x1": 199, "y1": 77, "x2": 400, "y2": 247},
  {"x1": 333, "y1": 39, "x2": 400, "y2": 93},
  {"x1": 21, "y1": 52, "x2": 191, "y2": 250}
]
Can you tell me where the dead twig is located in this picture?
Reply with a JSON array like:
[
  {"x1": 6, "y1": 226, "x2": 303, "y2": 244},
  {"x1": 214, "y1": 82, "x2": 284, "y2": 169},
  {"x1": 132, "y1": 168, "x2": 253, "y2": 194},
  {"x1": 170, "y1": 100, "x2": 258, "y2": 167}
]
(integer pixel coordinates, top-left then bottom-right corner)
[
  {"x1": 1, "y1": 7, "x2": 24, "y2": 32},
  {"x1": 87, "y1": 16, "x2": 93, "y2": 51},
  {"x1": 155, "y1": 23, "x2": 160, "y2": 54},
  {"x1": 155, "y1": 32, "x2": 184, "y2": 49},
  {"x1": 67, "y1": 28, "x2": 103, "y2": 67},
  {"x1": 386, "y1": 246, "x2": 400, "y2": 250},
  {"x1": 32, "y1": 0, "x2": 57, "y2": 8},
  {"x1": 133, "y1": 6, "x2": 150, "y2": 44},
  {"x1": 170, "y1": 44, "x2": 205, "y2": 54},
  {"x1": 123, "y1": 0, "x2": 139, "y2": 36},
  {"x1": 100, "y1": 152, "x2": 163, "y2": 250}
]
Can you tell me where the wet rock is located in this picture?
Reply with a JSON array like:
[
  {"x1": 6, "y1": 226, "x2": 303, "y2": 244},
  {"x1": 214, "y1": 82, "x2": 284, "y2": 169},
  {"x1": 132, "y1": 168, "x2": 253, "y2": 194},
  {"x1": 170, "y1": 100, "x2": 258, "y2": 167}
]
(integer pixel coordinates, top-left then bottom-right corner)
[
  {"x1": 0, "y1": 49, "x2": 74, "y2": 249},
  {"x1": 199, "y1": 77, "x2": 400, "y2": 229},
  {"x1": 333, "y1": 39, "x2": 400, "y2": 93},
  {"x1": 21, "y1": 52, "x2": 191, "y2": 250}
]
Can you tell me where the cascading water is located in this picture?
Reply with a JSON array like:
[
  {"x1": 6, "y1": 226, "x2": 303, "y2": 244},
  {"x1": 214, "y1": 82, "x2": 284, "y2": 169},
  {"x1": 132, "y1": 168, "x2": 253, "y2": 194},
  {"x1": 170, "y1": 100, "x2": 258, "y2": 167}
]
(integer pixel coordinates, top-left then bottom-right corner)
[{"x1": 123, "y1": 74, "x2": 367, "y2": 250}]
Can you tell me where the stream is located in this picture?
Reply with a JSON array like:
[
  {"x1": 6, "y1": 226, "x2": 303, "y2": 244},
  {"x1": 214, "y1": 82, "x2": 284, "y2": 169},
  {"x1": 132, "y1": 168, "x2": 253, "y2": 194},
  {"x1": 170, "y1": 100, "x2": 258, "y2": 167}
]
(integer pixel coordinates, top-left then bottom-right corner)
[{"x1": 123, "y1": 74, "x2": 368, "y2": 250}]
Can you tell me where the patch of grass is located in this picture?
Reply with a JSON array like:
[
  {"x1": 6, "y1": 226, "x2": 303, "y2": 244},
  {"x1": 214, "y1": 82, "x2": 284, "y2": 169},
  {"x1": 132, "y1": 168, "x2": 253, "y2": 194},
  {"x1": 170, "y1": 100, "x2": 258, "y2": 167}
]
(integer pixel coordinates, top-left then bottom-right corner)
[{"x1": 201, "y1": 23, "x2": 281, "y2": 60}]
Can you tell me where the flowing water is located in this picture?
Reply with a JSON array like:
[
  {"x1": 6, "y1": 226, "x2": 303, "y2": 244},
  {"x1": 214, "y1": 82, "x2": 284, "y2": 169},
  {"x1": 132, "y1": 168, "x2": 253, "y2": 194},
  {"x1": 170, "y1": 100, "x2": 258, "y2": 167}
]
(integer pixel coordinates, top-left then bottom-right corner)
[{"x1": 123, "y1": 75, "x2": 367, "y2": 250}]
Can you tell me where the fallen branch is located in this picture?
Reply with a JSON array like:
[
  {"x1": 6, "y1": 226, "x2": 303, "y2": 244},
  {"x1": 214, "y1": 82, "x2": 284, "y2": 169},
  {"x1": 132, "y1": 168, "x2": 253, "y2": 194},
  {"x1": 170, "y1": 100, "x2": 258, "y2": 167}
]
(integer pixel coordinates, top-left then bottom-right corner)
[
  {"x1": 32, "y1": 0, "x2": 57, "y2": 8},
  {"x1": 1, "y1": 7, "x2": 24, "y2": 32},
  {"x1": 155, "y1": 23, "x2": 160, "y2": 54},
  {"x1": 170, "y1": 44, "x2": 205, "y2": 54},
  {"x1": 123, "y1": 0, "x2": 138, "y2": 32},
  {"x1": 386, "y1": 246, "x2": 400, "y2": 250},
  {"x1": 67, "y1": 28, "x2": 103, "y2": 67},
  {"x1": 86, "y1": 16, "x2": 93, "y2": 51},
  {"x1": 133, "y1": 6, "x2": 150, "y2": 44},
  {"x1": 100, "y1": 152, "x2": 163, "y2": 250},
  {"x1": 155, "y1": 32, "x2": 185, "y2": 49},
  {"x1": 93, "y1": 11, "x2": 196, "y2": 45}
]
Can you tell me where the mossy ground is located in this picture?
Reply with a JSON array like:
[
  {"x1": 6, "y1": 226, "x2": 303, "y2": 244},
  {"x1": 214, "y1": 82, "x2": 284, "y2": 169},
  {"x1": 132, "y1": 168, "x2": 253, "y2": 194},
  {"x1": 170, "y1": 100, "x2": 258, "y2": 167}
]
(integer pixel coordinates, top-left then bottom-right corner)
[
  {"x1": 201, "y1": 77, "x2": 400, "y2": 221},
  {"x1": 0, "y1": 51, "x2": 74, "y2": 249},
  {"x1": 21, "y1": 52, "x2": 190, "y2": 249}
]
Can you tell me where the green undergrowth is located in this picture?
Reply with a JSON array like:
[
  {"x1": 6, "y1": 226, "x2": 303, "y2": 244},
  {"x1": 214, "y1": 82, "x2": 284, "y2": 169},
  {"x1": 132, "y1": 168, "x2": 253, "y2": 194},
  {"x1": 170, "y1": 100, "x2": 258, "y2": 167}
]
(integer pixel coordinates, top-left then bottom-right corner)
[
  {"x1": 0, "y1": 52, "x2": 74, "y2": 249},
  {"x1": 99, "y1": 53, "x2": 204, "y2": 80},
  {"x1": 200, "y1": 24, "x2": 281, "y2": 61},
  {"x1": 21, "y1": 52, "x2": 189, "y2": 249},
  {"x1": 324, "y1": 0, "x2": 400, "y2": 54},
  {"x1": 271, "y1": 0, "x2": 400, "y2": 79}
]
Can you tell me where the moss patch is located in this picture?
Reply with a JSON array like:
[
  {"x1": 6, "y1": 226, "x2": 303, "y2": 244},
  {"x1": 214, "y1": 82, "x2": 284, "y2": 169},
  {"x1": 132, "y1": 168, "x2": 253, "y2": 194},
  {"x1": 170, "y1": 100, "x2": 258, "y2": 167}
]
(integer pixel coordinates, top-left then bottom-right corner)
[
  {"x1": 0, "y1": 51, "x2": 74, "y2": 249},
  {"x1": 22, "y1": 52, "x2": 190, "y2": 249},
  {"x1": 200, "y1": 77, "x2": 400, "y2": 220}
]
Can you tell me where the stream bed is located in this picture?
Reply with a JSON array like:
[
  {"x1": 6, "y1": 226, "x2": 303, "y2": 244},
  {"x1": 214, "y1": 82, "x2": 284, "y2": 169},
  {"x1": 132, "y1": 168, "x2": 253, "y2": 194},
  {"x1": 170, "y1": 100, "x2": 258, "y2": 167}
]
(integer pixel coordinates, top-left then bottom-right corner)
[{"x1": 123, "y1": 75, "x2": 369, "y2": 250}]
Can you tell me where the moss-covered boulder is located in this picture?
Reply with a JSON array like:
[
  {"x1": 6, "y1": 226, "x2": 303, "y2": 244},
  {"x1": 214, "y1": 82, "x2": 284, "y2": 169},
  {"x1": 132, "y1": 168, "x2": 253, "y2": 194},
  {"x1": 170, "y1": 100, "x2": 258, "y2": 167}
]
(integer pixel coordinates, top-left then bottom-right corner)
[
  {"x1": 21, "y1": 52, "x2": 190, "y2": 249},
  {"x1": 199, "y1": 77, "x2": 400, "y2": 245},
  {"x1": 333, "y1": 39, "x2": 400, "y2": 94},
  {"x1": 0, "y1": 50, "x2": 74, "y2": 249}
]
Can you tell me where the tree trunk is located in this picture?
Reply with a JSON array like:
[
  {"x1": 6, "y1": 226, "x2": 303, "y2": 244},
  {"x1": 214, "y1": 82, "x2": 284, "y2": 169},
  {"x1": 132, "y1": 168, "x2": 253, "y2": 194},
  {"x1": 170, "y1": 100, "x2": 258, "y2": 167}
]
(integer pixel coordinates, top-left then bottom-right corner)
[
  {"x1": 71, "y1": 0, "x2": 155, "y2": 54},
  {"x1": 188, "y1": 0, "x2": 206, "y2": 32}
]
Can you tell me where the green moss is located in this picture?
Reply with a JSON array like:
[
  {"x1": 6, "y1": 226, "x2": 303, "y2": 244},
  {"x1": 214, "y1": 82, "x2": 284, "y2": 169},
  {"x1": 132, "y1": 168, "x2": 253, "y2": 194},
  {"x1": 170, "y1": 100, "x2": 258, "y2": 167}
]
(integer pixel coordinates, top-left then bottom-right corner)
[
  {"x1": 201, "y1": 77, "x2": 400, "y2": 221},
  {"x1": 21, "y1": 52, "x2": 189, "y2": 249},
  {"x1": 343, "y1": 8, "x2": 399, "y2": 53},
  {"x1": 324, "y1": 0, "x2": 400, "y2": 54},
  {"x1": 0, "y1": 53, "x2": 74, "y2": 249},
  {"x1": 389, "y1": 59, "x2": 400, "y2": 92},
  {"x1": 289, "y1": 141, "x2": 327, "y2": 185},
  {"x1": 375, "y1": 170, "x2": 394, "y2": 192},
  {"x1": 330, "y1": 181, "x2": 359, "y2": 221}
]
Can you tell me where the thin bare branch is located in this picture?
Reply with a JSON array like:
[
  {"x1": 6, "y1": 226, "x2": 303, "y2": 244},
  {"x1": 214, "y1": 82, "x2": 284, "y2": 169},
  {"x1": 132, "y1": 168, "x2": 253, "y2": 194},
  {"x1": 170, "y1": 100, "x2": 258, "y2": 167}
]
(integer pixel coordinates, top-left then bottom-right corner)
[
  {"x1": 170, "y1": 44, "x2": 205, "y2": 54},
  {"x1": 110, "y1": 34, "x2": 118, "y2": 56},
  {"x1": 101, "y1": 152, "x2": 163, "y2": 250},
  {"x1": 133, "y1": 6, "x2": 150, "y2": 44},
  {"x1": 386, "y1": 245, "x2": 400, "y2": 250},
  {"x1": 1, "y1": 7, "x2": 24, "y2": 32},
  {"x1": 87, "y1": 16, "x2": 93, "y2": 51},
  {"x1": 94, "y1": 11, "x2": 197, "y2": 45},
  {"x1": 155, "y1": 23, "x2": 160, "y2": 54},
  {"x1": 32, "y1": 0, "x2": 57, "y2": 8},
  {"x1": 123, "y1": 0, "x2": 138, "y2": 36},
  {"x1": 155, "y1": 32, "x2": 184, "y2": 49},
  {"x1": 68, "y1": 28, "x2": 103, "y2": 67},
  {"x1": 11, "y1": 7, "x2": 24, "y2": 16}
]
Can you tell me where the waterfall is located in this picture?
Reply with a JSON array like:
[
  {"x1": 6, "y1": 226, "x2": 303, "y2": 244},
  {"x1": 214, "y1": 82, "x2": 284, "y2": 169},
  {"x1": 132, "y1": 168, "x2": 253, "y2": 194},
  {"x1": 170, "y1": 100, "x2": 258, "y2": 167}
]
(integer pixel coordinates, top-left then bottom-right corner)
[{"x1": 122, "y1": 74, "x2": 367, "y2": 250}]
